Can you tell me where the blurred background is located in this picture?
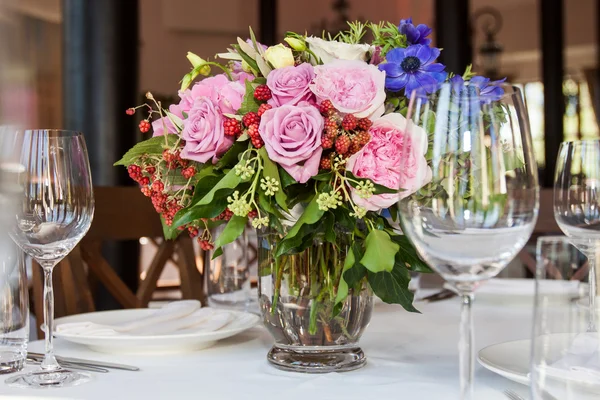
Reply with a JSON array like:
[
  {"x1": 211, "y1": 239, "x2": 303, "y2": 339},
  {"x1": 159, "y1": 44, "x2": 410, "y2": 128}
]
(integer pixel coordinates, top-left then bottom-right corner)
[{"x1": 0, "y1": 0, "x2": 596, "y2": 323}]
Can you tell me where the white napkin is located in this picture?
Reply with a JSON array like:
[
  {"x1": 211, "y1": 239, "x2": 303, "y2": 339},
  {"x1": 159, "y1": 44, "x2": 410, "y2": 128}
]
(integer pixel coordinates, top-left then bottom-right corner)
[
  {"x1": 544, "y1": 333, "x2": 600, "y2": 386},
  {"x1": 57, "y1": 301, "x2": 233, "y2": 337}
]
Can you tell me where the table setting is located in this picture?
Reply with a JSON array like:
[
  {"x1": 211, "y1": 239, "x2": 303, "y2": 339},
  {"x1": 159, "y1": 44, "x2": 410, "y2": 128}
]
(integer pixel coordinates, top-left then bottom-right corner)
[{"x1": 0, "y1": 16, "x2": 599, "y2": 400}]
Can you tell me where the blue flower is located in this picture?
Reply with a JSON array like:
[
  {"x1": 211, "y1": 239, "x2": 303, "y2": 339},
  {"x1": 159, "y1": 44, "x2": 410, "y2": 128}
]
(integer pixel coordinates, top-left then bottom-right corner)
[
  {"x1": 399, "y1": 18, "x2": 432, "y2": 46},
  {"x1": 378, "y1": 45, "x2": 447, "y2": 94},
  {"x1": 450, "y1": 75, "x2": 507, "y2": 102}
]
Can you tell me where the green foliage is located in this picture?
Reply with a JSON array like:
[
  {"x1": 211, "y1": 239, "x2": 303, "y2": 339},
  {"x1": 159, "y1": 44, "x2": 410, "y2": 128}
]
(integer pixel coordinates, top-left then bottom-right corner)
[
  {"x1": 370, "y1": 22, "x2": 407, "y2": 57},
  {"x1": 215, "y1": 140, "x2": 249, "y2": 170},
  {"x1": 334, "y1": 21, "x2": 368, "y2": 44},
  {"x1": 237, "y1": 77, "x2": 266, "y2": 115},
  {"x1": 275, "y1": 195, "x2": 325, "y2": 256},
  {"x1": 368, "y1": 265, "x2": 419, "y2": 313},
  {"x1": 360, "y1": 229, "x2": 399, "y2": 273},
  {"x1": 390, "y1": 235, "x2": 432, "y2": 273},
  {"x1": 212, "y1": 215, "x2": 248, "y2": 258},
  {"x1": 259, "y1": 148, "x2": 288, "y2": 212},
  {"x1": 161, "y1": 215, "x2": 181, "y2": 240},
  {"x1": 114, "y1": 134, "x2": 179, "y2": 166},
  {"x1": 345, "y1": 171, "x2": 398, "y2": 195},
  {"x1": 335, "y1": 246, "x2": 355, "y2": 306}
]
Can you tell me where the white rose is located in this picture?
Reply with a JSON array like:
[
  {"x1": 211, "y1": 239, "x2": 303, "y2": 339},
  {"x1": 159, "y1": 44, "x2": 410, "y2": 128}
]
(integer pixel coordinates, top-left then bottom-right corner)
[
  {"x1": 305, "y1": 37, "x2": 371, "y2": 64},
  {"x1": 264, "y1": 44, "x2": 295, "y2": 69}
]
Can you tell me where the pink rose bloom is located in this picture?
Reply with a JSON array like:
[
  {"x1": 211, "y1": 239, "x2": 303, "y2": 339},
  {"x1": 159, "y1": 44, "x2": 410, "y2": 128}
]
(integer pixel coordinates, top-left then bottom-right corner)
[
  {"x1": 347, "y1": 113, "x2": 431, "y2": 211},
  {"x1": 181, "y1": 97, "x2": 234, "y2": 164},
  {"x1": 310, "y1": 60, "x2": 386, "y2": 119},
  {"x1": 267, "y1": 63, "x2": 315, "y2": 107},
  {"x1": 188, "y1": 74, "x2": 245, "y2": 114},
  {"x1": 259, "y1": 102, "x2": 323, "y2": 183}
]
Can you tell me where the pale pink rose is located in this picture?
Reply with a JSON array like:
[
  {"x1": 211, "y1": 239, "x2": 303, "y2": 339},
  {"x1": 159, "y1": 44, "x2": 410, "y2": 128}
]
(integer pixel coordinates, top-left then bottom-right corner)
[
  {"x1": 310, "y1": 60, "x2": 386, "y2": 119},
  {"x1": 181, "y1": 97, "x2": 233, "y2": 164},
  {"x1": 188, "y1": 74, "x2": 245, "y2": 114},
  {"x1": 267, "y1": 63, "x2": 315, "y2": 107},
  {"x1": 347, "y1": 113, "x2": 431, "y2": 211},
  {"x1": 259, "y1": 102, "x2": 323, "y2": 183}
]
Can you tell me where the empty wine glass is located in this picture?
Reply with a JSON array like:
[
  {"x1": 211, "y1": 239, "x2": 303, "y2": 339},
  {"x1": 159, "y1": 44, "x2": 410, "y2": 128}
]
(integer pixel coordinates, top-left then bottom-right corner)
[
  {"x1": 554, "y1": 139, "x2": 600, "y2": 332},
  {"x1": 398, "y1": 83, "x2": 539, "y2": 399},
  {"x1": 5, "y1": 130, "x2": 94, "y2": 388}
]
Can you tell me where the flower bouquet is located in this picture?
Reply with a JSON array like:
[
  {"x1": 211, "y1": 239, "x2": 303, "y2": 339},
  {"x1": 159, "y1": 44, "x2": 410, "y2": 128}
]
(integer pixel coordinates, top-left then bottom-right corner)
[{"x1": 116, "y1": 18, "x2": 505, "y2": 372}]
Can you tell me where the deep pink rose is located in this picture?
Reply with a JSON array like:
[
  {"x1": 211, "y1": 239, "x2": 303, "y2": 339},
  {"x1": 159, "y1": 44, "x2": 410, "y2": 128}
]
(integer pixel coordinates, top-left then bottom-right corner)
[
  {"x1": 259, "y1": 102, "x2": 323, "y2": 183},
  {"x1": 181, "y1": 97, "x2": 233, "y2": 164},
  {"x1": 267, "y1": 63, "x2": 315, "y2": 107},
  {"x1": 347, "y1": 113, "x2": 431, "y2": 211},
  {"x1": 310, "y1": 60, "x2": 386, "y2": 119}
]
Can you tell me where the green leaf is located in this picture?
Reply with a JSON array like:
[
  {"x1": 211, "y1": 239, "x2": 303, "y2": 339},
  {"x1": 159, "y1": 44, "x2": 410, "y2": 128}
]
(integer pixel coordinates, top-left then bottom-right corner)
[
  {"x1": 259, "y1": 147, "x2": 288, "y2": 212},
  {"x1": 312, "y1": 171, "x2": 333, "y2": 182},
  {"x1": 343, "y1": 242, "x2": 366, "y2": 287},
  {"x1": 215, "y1": 140, "x2": 249, "y2": 170},
  {"x1": 323, "y1": 212, "x2": 336, "y2": 243},
  {"x1": 368, "y1": 265, "x2": 419, "y2": 313},
  {"x1": 335, "y1": 247, "x2": 355, "y2": 306},
  {"x1": 234, "y1": 45, "x2": 259, "y2": 74},
  {"x1": 173, "y1": 197, "x2": 229, "y2": 227},
  {"x1": 114, "y1": 134, "x2": 178, "y2": 166},
  {"x1": 258, "y1": 190, "x2": 284, "y2": 220},
  {"x1": 360, "y1": 229, "x2": 399, "y2": 273},
  {"x1": 275, "y1": 195, "x2": 324, "y2": 256},
  {"x1": 278, "y1": 167, "x2": 297, "y2": 187},
  {"x1": 331, "y1": 207, "x2": 354, "y2": 233},
  {"x1": 212, "y1": 215, "x2": 248, "y2": 259},
  {"x1": 390, "y1": 235, "x2": 432, "y2": 273},
  {"x1": 196, "y1": 168, "x2": 242, "y2": 206},
  {"x1": 238, "y1": 79, "x2": 264, "y2": 115}
]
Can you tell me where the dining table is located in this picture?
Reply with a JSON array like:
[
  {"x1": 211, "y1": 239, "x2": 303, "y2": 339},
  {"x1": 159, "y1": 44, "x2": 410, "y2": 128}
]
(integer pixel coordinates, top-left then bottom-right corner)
[{"x1": 0, "y1": 292, "x2": 533, "y2": 400}]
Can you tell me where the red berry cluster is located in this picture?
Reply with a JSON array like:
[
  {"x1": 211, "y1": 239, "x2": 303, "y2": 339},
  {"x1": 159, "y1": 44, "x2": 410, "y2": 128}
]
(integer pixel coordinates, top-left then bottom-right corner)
[
  {"x1": 139, "y1": 120, "x2": 151, "y2": 133},
  {"x1": 258, "y1": 103, "x2": 272, "y2": 117},
  {"x1": 212, "y1": 208, "x2": 233, "y2": 222},
  {"x1": 181, "y1": 166, "x2": 196, "y2": 180},
  {"x1": 199, "y1": 239, "x2": 214, "y2": 251},
  {"x1": 223, "y1": 118, "x2": 242, "y2": 137},
  {"x1": 317, "y1": 102, "x2": 372, "y2": 170},
  {"x1": 126, "y1": 108, "x2": 135, "y2": 116},
  {"x1": 162, "y1": 149, "x2": 188, "y2": 170},
  {"x1": 247, "y1": 123, "x2": 263, "y2": 149},
  {"x1": 254, "y1": 85, "x2": 272, "y2": 101}
]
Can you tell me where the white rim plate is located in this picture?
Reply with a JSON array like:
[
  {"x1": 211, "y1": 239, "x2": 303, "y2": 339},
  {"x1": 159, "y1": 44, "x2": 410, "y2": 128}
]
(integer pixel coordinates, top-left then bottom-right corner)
[
  {"x1": 54, "y1": 308, "x2": 260, "y2": 354},
  {"x1": 478, "y1": 338, "x2": 531, "y2": 385}
]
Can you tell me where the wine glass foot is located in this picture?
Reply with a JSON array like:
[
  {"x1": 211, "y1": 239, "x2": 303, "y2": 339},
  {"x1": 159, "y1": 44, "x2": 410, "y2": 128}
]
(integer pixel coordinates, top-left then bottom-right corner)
[{"x1": 5, "y1": 369, "x2": 92, "y2": 388}]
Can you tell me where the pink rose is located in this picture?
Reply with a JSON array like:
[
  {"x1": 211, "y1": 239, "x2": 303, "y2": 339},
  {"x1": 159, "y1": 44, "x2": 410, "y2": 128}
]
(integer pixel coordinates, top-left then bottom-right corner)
[
  {"x1": 259, "y1": 102, "x2": 323, "y2": 183},
  {"x1": 188, "y1": 74, "x2": 245, "y2": 114},
  {"x1": 310, "y1": 60, "x2": 386, "y2": 119},
  {"x1": 181, "y1": 97, "x2": 234, "y2": 164},
  {"x1": 267, "y1": 63, "x2": 315, "y2": 107},
  {"x1": 347, "y1": 113, "x2": 431, "y2": 211}
]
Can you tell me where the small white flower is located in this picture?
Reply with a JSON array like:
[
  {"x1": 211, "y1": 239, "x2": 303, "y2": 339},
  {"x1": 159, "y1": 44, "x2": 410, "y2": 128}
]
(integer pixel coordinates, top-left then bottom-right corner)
[
  {"x1": 356, "y1": 180, "x2": 375, "y2": 199},
  {"x1": 317, "y1": 190, "x2": 343, "y2": 211},
  {"x1": 251, "y1": 216, "x2": 269, "y2": 229},
  {"x1": 264, "y1": 44, "x2": 294, "y2": 69},
  {"x1": 260, "y1": 177, "x2": 279, "y2": 196},
  {"x1": 305, "y1": 37, "x2": 371, "y2": 64},
  {"x1": 227, "y1": 191, "x2": 252, "y2": 217}
]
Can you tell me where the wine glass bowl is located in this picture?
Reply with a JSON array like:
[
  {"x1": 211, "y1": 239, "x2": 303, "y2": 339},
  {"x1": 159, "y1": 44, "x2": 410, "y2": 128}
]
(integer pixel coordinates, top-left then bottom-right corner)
[
  {"x1": 554, "y1": 139, "x2": 600, "y2": 332},
  {"x1": 398, "y1": 83, "x2": 539, "y2": 399},
  {"x1": 5, "y1": 130, "x2": 94, "y2": 388}
]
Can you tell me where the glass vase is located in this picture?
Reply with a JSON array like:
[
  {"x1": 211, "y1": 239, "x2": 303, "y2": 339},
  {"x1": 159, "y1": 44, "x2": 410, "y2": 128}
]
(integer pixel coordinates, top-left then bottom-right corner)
[{"x1": 257, "y1": 227, "x2": 373, "y2": 373}]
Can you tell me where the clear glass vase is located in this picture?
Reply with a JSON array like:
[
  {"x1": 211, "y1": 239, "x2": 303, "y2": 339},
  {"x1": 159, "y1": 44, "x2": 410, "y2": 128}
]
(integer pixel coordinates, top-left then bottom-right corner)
[{"x1": 257, "y1": 227, "x2": 373, "y2": 373}]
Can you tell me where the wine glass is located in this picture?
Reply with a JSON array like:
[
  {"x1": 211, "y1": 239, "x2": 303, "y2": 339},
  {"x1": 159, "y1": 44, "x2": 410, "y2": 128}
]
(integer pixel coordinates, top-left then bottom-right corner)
[
  {"x1": 554, "y1": 139, "x2": 600, "y2": 332},
  {"x1": 5, "y1": 129, "x2": 94, "y2": 388},
  {"x1": 398, "y1": 83, "x2": 539, "y2": 399}
]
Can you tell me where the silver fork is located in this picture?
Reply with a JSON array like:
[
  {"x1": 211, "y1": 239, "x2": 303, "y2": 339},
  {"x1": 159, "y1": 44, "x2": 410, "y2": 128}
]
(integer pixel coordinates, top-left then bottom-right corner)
[
  {"x1": 503, "y1": 389, "x2": 524, "y2": 400},
  {"x1": 504, "y1": 388, "x2": 559, "y2": 400}
]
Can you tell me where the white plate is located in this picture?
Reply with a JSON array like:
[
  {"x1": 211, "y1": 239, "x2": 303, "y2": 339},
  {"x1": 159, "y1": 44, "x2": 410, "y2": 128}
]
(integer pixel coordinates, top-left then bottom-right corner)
[
  {"x1": 478, "y1": 338, "x2": 531, "y2": 385},
  {"x1": 54, "y1": 309, "x2": 260, "y2": 354},
  {"x1": 478, "y1": 334, "x2": 600, "y2": 388}
]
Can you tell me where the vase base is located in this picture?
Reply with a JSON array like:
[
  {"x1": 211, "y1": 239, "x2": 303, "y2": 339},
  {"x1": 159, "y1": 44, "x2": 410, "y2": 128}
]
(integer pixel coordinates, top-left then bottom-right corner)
[{"x1": 267, "y1": 345, "x2": 366, "y2": 373}]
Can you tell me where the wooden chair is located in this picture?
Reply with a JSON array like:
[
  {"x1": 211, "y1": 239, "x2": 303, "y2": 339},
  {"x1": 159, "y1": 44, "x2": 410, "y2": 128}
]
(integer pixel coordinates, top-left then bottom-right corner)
[{"x1": 31, "y1": 186, "x2": 206, "y2": 335}]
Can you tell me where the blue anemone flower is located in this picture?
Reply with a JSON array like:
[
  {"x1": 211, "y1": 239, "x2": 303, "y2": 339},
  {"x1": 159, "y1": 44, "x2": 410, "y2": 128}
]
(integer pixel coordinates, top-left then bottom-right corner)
[
  {"x1": 399, "y1": 18, "x2": 433, "y2": 46},
  {"x1": 378, "y1": 45, "x2": 447, "y2": 95},
  {"x1": 450, "y1": 75, "x2": 507, "y2": 102}
]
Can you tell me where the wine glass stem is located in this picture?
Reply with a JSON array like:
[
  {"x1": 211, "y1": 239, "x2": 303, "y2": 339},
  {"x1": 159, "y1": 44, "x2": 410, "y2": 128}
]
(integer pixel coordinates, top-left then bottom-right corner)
[
  {"x1": 40, "y1": 262, "x2": 59, "y2": 371},
  {"x1": 459, "y1": 293, "x2": 475, "y2": 400},
  {"x1": 589, "y1": 255, "x2": 597, "y2": 332}
]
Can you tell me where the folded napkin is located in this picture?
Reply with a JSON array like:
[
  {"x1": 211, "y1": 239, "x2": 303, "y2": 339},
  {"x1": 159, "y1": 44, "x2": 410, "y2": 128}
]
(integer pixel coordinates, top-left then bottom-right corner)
[
  {"x1": 544, "y1": 333, "x2": 600, "y2": 386},
  {"x1": 57, "y1": 301, "x2": 233, "y2": 337}
]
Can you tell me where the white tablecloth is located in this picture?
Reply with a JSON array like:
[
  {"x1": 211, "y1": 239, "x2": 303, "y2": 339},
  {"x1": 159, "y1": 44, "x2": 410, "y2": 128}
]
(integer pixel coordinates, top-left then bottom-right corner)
[{"x1": 0, "y1": 296, "x2": 533, "y2": 400}]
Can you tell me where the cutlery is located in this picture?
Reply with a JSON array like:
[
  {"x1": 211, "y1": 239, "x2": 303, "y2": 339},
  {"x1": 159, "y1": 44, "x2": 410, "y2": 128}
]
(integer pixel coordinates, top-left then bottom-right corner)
[
  {"x1": 27, "y1": 353, "x2": 140, "y2": 372},
  {"x1": 504, "y1": 388, "x2": 559, "y2": 400},
  {"x1": 420, "y1": 289, "x2": 457, "y2": 303},
  {"x1": 27, "y1": 358, "x2": 109, "y2": 373}
]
